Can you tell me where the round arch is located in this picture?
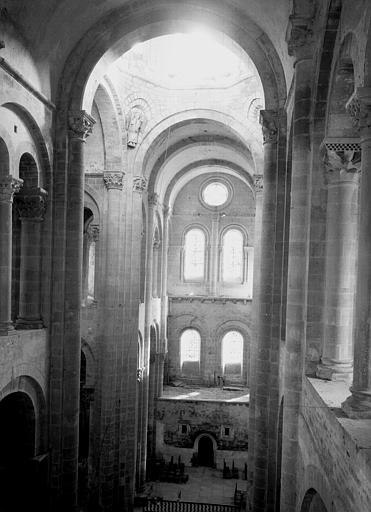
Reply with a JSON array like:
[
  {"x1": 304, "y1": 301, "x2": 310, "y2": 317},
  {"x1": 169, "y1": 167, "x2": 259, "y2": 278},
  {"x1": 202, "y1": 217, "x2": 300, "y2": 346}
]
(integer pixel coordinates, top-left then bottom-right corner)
[
  {"x1": 193, "y1": 432, "x2": 218, "y2": 467},
  {"x1": 57, "y1": 2, "x2": 286, "y2": 114},
  {"x1": 301, "y1": 489, "x2": 329, "y2": 512}
]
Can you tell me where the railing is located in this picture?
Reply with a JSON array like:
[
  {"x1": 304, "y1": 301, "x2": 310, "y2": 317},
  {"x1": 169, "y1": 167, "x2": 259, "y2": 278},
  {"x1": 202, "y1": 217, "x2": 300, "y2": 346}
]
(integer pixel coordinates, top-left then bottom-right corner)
[{"x1": 143, "y1": 500, "x2": 239, "y2": 512}]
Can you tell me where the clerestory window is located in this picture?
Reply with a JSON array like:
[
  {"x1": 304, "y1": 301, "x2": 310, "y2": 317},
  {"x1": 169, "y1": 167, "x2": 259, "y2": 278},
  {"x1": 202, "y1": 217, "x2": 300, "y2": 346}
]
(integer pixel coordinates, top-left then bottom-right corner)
[
  {"x1": 184, "y1": 228, "x2": 206, "y2": 281},
  {"x1": 180, "y1": 329, "x2": 201, "y2": 374},
  {"x1": 222, "y1": 229, "x2": 244, "y2": 283}
]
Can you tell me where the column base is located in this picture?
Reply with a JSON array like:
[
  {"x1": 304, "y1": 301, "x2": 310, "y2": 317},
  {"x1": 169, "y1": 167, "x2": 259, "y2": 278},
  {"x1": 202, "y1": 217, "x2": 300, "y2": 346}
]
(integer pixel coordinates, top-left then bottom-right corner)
[
  {"x1": 342, "y1": 388, "x2": 371, "y2": 419},
  {"x1": 0, "y1": 321, "x2": 15, "y2": 336},
  {"x1": 15, "y1": 318, "x2": 43, "y2": 330},
  {"x1": 316, "y1": 362, "x2": 353, "y2": 383}
]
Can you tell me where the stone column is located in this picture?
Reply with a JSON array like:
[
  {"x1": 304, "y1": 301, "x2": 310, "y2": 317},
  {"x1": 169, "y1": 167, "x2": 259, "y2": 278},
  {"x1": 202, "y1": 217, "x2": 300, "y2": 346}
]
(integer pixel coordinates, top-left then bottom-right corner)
[
  {"x1": 15, "y1": 188, "x2": 47, "y2": 329},
  {"x1": 281, "y1": 16, "x2": 313, "y2": 512},
  {"x1": 96, "y1": 171, "x2": 125, "y2": 510},
  {"x1": 317, "y1": 143, "x2": 360, "y2": 381},
  {"x1": 342, "y1": 88, "x2": 371, "y2": 418},
  {"x1": 251, "y1": 111, "x2": 279, "y2": 512},
  {"x1": 247, "y1": 174, "x2": 263, "y2": 486},
  {"x1": 0, "y1": 175, "x2": 23, "y2": 334},
  {"x1": 62, "y1": 110, "x2": 94, "y2": 510},
  {"x1": 159, "y1": 206, "x2": 172, "y2": 387},
  {"x1": 143, "y1": 191, "x2": 157, "y2": 477}
]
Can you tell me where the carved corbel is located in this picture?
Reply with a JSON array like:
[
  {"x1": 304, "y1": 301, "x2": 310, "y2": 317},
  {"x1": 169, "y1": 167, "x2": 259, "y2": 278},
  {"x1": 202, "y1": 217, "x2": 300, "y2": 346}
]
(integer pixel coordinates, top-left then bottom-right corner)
[
  {"x1": 68, "y1": 110, "x2": 95, "y2": 142},
  {"x1": 133, "y1": 176, "x2": 148, "y2": 193},
  {"x1": 259, "y1": 110, "x2": 278, "y2": 144},
  {"x1": 346, "y1": 88, "x2": 371, "y2": 132},
  {"x1": 103, "y1": 171, "x2": 125, "y2": 190},
  {"x1": 15, "y1": 188, "x2": 48, "y2": 221}
]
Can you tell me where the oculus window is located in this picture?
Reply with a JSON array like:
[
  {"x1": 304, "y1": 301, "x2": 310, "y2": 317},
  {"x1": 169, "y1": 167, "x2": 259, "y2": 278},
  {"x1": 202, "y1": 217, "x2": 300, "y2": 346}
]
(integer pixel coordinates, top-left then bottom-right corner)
[
  {"x1": 180, "y1": 329, "x2": 201, "y2": 374},
  {"x1": 222, "y1": 330, "x2": 243, "y2": 375},
  {"x1": 222, "y1": 229, "x2": 244, "y2": 282},
  {"x1": 184, "y1": 228, "x2": 206, "y2": 281},
  {"x1": 202, "y1": 181, "x2": 229, "y2": 207}
]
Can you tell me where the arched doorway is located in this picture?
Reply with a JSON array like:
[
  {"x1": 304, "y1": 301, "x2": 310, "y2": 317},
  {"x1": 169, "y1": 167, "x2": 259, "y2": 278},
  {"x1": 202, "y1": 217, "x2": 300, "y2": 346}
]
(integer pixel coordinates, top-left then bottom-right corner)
[
  {"x1": 301, "y1": 489, "x2": 329, "y2": 512},
  {"x1": 0, "y1": 392, "x2": 37, "y2": 511},
  {"x1": 198, "y1": 435, "x2": 215, "y2": 467}
]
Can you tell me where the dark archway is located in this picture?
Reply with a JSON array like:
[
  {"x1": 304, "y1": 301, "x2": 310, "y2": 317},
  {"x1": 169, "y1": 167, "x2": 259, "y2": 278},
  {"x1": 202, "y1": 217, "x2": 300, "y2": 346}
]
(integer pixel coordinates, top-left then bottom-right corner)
[
  {"x1": 0, "y1": 392, "x2": 38, "y2": 511},
  {"x1": 198, "y1": 435, "x2": 214, "y2": 467},
  {"x1": 301, "y1": 489, "x2": 329, "y2": 512}
]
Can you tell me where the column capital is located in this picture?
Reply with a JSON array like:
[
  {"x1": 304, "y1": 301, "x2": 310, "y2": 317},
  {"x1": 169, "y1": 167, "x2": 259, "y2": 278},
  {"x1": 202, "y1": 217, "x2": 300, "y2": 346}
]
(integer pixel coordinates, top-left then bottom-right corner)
[
  {"x1": 103, "y1": 171, "x2": 125, "y2": 190},
  {"x1": 148, "y1": 192, "x2": 159, "y2": 207},
  {"x1": 259, "y1": 110, "x2": 279, "y2": 144},
  {"x1": 322, "y1": 142, "x2": 361, "y2": 185},
  {"x1": 87, "y1": 223, "x2": 100, "y2": 242},
  {"x1": 253, "y1": 174, "x2": 264, "y2": 193},
  {"x1": 285, "y1": 15, "x2": 314, "y2": 60},
  {"x1": 68, "y1": 110, "x2": 95, "y2": 141},
  {"x1": 15, "y1": 187, "x2": 48, "y2": 221},
  {"x1": 0, "y1": 175, "x2": 23, "y2": 203},
  {"x1": 346, "y1": 88, "x2": 371, "y2": 132},
  {"x1": 133, "y1": 176, "x2": 148, "y2": 193}
]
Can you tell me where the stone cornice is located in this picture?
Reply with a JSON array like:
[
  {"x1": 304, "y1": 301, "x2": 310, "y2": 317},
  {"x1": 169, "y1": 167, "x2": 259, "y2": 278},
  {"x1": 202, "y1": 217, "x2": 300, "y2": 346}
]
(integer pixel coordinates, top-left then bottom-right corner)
[
  {"x1": 15, "y1": 187, "x2": 48, "y2": 221},
  {"x1": 103, "y1": 171, "x2": 125, "y2": 190},
  {"x1": 0, "y1": 175, "x2": 23, "y2": 203},
  {"x1": 69, "y1": 110, "x2": 95, "y2": 141},
  {"x1": 169, "y1": 296, "x2": 251, "y2": 304}
]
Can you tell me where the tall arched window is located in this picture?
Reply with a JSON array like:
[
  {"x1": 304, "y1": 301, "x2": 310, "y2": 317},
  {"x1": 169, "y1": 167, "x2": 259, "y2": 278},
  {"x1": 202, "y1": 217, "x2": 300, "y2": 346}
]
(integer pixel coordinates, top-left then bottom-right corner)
[
  {"x1": 184, "y1": 228, "x2": 206, "y2": 281},
  {"x1": 222, "y1": 330, "x2": 243, "y2": 375},
  {"x1": 222, "y1": 229, "x2": 244, "y2": 282},
  {"x1": 180, "y1": 329, "x2": 201, "y2": 374},
  {"x1": 87, "y1": 242, "x2": 96, "y2": 300}
]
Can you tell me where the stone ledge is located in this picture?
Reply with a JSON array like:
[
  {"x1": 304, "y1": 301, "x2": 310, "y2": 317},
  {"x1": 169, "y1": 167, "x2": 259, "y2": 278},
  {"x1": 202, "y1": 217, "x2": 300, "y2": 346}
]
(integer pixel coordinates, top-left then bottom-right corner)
[{"x1": 168, "y1": 296, "x2": 252, "y2": 304}]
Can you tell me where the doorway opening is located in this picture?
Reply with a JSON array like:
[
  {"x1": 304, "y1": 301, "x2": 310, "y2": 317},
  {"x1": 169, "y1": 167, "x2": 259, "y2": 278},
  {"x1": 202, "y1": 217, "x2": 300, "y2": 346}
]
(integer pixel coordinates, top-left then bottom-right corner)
[{"x1": 198, "y1": 435, "x2": 215, "y2": 467}]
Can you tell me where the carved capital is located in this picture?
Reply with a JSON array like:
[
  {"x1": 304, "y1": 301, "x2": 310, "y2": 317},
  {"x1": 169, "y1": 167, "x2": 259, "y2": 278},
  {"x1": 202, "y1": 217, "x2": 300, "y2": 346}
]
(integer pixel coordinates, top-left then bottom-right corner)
[
  {"x1": 322, "y1": 143, "x2": 361, "y2": 185},
  {"x1": 15, "y1": 188, "x2": 48, "y2": 221},
  {"x1": 0, "y1": 176, "x2": 23, "y2": 203},
  {"x1": 346, "y1": 88, "x2": 371, "y2": 133},
  {"x1": 103, "y1": 171, "x2": 125, "y2": 190},
  {"x1": 133, "y1": 176, "x2": 147, "y2": 193},
  {"x1": 69, "y1": 110, "x2": 95, "y2": 142},
  {"x1": 254, "y1": 175, "x2": 263, "y2": 193},
  {"x1": 153, "y1": 239, "x2": 161, "y2": 250},
  {"x1": 148, "y1": 192, "x2": 159, "y2": 206},
  {"x1": 260, "y1": 110, "x2": 278, "y2": 144},
  {"x1": 87, "y1": 223, "x2": 100, "y2": 242},
  {"x1": 286, "y1": 15, "x2": 313, "y2": 59}
]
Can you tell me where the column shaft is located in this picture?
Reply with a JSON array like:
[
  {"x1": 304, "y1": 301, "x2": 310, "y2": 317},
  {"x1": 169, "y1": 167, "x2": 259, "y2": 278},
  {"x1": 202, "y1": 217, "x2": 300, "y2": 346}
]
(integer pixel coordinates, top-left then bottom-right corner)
[
  {"x1": 0, "y1": 176, "x2": 22, "y2": 334},
  {"x1": 343, "y1": 88, "x2": 371, "y2": 417}
]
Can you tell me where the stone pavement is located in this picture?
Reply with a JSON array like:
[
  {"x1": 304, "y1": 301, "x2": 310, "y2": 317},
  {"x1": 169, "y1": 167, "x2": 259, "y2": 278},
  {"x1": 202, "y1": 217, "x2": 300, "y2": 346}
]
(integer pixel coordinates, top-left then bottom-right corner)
[{"x1": 135, "y1": 466, "x2": 248, "y2": 510}]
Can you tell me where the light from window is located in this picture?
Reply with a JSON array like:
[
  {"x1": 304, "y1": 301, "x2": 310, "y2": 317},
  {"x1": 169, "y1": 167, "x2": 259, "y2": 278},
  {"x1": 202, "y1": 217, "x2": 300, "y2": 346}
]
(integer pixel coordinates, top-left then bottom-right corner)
[
  {"x1": 180, "y1": 329, "x2": 201, "y2": 372},
  {"x1": 202, "y1": 182, "x2": 228, "y2": 206},
  {"x1": 87, "y1": 242, "x2": 95, "y2": 299},
  {"x1": 184, "y1": 228, "x2": 205, "y2": 280},
  {"x1": 222, "y1": 229, "x2": 243, "y2": 282},
  {"x1": 222, "y1": 331, "x2": 243, "y2": 375}
]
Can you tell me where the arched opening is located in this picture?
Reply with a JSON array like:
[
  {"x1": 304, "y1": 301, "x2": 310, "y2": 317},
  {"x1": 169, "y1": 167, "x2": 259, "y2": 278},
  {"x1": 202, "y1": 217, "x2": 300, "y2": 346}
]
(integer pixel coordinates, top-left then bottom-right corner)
[
  {"x1": 197, "y1": 435, "x2": 215, "y2": 467},
  {"x1": 301, "y1": 489, "x2": 329, "y2": 512},
  {"x1": 0, "y1": 391, "x2": 38, "y2": 511}
]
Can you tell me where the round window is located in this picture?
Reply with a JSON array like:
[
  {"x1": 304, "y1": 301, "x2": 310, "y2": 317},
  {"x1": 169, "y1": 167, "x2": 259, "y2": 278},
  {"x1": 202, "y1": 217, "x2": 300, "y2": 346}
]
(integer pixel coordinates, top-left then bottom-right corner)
[{"x1": 202, "y1": 182, "x2": 229, "y2": 206}]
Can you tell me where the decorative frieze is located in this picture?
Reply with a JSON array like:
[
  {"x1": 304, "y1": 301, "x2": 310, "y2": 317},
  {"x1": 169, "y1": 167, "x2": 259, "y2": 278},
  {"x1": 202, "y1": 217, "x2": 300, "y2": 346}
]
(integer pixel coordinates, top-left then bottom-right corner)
[
  {"x1": 68, "y1": 110, "x2": 95, "y2": 142},
  {"x1": 15, "y1": 188, "x2": 48, "y2": 221},
  {"x1": 133, "y1": 176, "x2": 148, "y2": 193},
  {"x1": 0, "y1": 175, "x2": 23, "y2": 203},
  {"x1": 346, "y1": 88, "x2": 371, "y2": 132},
  {"x1": 254, "y1": 175, "x2": 263, "y2": 193},
  {"x1": 286, "y1": 15, "x2": 313, "y2": 58},
  {"x1": 103, "y1": 171, "x2": 125, "y2": 190},
  {"x1": 260, "y1": 110, "x2": 278, "y2": 144}
]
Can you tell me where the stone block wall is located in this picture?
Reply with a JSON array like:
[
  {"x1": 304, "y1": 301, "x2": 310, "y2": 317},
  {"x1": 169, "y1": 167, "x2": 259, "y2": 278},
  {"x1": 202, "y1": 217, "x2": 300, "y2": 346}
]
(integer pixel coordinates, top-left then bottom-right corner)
[{"x1": 155, "y1": 398, "x2": 249, "y2": 470}]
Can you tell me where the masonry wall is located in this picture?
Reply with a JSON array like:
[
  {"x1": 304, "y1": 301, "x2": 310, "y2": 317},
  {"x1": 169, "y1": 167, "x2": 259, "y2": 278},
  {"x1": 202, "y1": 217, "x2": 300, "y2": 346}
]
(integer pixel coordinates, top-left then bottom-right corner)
[
  {"x1": 156, "y1": 398, "x2": 249, "y2": 470},
  {"x1": 296, "y1": 379, "x2": 371, "y2": 512}
]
